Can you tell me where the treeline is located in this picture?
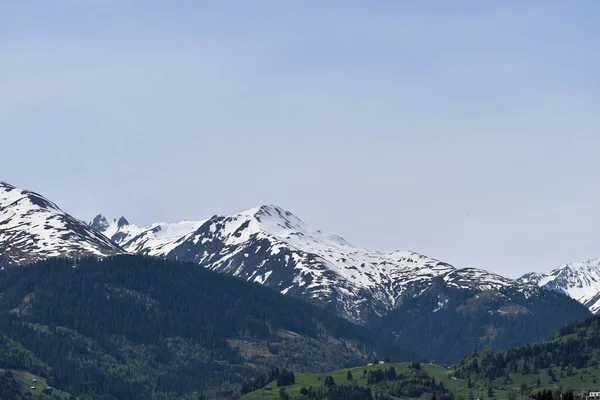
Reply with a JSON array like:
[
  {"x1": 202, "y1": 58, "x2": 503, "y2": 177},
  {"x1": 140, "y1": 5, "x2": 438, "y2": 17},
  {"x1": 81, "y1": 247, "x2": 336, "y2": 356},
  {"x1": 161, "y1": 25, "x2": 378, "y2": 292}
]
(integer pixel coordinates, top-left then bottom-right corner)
[
  {"x1": 0, "y1": 255, "x2": 400, "y2": 399},
  {"x1": 285, "y1": 366, "x2": 451, "y2": 400},
  {"x1": 531, "y1": 388, "x2": 575, "y2": 400},
  {"x1": 291, "y1": 384, "x2": 376, "y2": 400},
  {"x1": 240, "y1": 367, "x2": 295, "y2": 394},
  {"x1": 366, "y1": 366, "x2": 450, "y2": 400},
  {"x1": 0, "y1": 371, "x2": 27, "y2": 400},
  {"x1": 455, "y1": 315, "x2": 600, "y2": 383},
  {"x1": 285, "y1": 375, "x2": 378, "y2": 400}
]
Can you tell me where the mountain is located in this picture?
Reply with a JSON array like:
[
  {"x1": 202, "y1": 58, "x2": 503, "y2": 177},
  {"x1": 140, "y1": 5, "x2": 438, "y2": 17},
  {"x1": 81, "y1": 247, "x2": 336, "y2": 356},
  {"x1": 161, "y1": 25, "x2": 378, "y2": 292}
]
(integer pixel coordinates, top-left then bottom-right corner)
[
  {"x1": 89, "y1": 213, "x2": 205, "y2": 256},
  {"x1": 0, "y1": 181, "x2": 123, "y2": 266},
  {"x1": 0, "y1": 255, "x2": 403, "y2": 400},
  {"x1": 520, "y1": 258, "x2": 600, "y2": 314},
  {"x1": 89, "y1": 206, "x2": 591, "y2": 363},
  {"x1": 91, "y1": 205, "x2": 536, "y2": 324}
]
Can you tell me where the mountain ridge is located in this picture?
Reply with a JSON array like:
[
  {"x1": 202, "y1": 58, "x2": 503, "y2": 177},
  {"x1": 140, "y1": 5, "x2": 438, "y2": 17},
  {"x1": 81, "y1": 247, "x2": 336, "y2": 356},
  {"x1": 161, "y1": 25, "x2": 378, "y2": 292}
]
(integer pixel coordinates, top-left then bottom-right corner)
[
  {"x1": 89, "y1": 205, "x2": 532, "y2": 324},
  {"x1": 519, "y1": 258, "x2": 600, "y2": 313},
  {"x1": 0, "y1": 181, "x2": 123, "y2": 266},
  {"x1": 90, "y1": 207, "x2": 600, "y2": 317}
]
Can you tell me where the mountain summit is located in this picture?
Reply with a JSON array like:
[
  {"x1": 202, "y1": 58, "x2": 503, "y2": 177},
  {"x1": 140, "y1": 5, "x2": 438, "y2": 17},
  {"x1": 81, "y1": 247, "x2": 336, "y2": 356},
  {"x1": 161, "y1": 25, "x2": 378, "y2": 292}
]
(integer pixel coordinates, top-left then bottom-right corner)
[
  {"x1": 0, "y1": 181, "x2": 123, "y2": 266},
  {"x1": 520, "y1": 258, "x2": 600, "y2": 313}
]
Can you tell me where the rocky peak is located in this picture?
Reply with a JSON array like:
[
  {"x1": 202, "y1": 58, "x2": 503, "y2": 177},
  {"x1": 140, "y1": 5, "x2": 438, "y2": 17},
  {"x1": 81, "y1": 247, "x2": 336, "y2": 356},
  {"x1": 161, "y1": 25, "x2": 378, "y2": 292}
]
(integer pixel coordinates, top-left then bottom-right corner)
[{"x1": 90, "y1": 214, "x2": 110, "y2": 232}]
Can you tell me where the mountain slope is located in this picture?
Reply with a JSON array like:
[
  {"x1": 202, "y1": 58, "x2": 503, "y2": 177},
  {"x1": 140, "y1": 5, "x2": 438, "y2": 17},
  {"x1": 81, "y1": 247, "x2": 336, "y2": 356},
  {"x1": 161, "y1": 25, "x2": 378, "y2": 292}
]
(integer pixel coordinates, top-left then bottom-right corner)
[
  {"x1": 94, "y1": 205, "x2": 535, "y2": 324},
  {"x1": 0, "y1": 255, "x2": 405, "y2": 399},
  {"x1": 454, "y1": 313, "x2": 600, "y2": 396},
  {"x1": 520, "y1": 258, "x2": 600, "y2": 313},
  {"x1": 373, "y1": 280, "x2": 590, "y2": 363},
  {"x1": 0, "y1": 182, "x2": 123, "y2": 266}
]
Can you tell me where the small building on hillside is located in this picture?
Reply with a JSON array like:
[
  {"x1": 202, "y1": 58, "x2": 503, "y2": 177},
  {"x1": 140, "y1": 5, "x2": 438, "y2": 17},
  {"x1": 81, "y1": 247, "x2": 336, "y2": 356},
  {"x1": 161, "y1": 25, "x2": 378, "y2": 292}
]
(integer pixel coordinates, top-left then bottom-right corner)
[
  {"x1": 378, "y1": 361, "x2": 385, "y2": 365},
  {"x1": 586, "y1": 392, "x2": 600, "y2": 400}
]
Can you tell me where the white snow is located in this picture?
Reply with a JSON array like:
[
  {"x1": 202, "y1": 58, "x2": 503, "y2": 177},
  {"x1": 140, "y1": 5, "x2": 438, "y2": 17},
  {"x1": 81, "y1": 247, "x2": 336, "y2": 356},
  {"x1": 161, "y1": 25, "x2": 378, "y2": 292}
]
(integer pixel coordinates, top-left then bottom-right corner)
[
  {"x1": 523, "y1": 258, "x2": 600, "y2": 313},
  {"x1": 0, "y1": 181, "x2": 122, "y2": 265}
]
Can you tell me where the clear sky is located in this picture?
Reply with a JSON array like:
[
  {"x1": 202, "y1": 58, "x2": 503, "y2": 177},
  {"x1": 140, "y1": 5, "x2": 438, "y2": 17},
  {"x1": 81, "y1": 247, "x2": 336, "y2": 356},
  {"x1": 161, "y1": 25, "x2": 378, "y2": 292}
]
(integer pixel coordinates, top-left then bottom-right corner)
[{"x1": 1, "y1": 1, "x2": 599, "y2": 277}]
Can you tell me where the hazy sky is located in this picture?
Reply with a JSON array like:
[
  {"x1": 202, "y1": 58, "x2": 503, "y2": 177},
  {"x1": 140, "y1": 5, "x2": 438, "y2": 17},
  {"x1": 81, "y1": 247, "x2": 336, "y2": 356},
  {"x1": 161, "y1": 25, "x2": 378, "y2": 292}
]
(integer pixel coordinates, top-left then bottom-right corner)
[{"x1": 2, "y1": 1, "x2": 599, "y2": 277}]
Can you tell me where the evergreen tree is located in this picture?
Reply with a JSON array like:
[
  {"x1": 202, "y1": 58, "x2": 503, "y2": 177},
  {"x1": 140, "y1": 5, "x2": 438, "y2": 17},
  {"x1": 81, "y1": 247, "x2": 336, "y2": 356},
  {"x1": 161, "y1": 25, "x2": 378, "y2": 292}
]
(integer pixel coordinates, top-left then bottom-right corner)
[
  {"x1": 347, "y1": 370, "x2": 353, "y2": 381},
  {"x1": 279, "y1": 388, "x2": 289, "y2": 400},
  {"x1": 324, "y1": 376, "x2": 335, "y2": 388},
  {"x1": 387, "y1": 366, "x2": 396, "y2": 380}
]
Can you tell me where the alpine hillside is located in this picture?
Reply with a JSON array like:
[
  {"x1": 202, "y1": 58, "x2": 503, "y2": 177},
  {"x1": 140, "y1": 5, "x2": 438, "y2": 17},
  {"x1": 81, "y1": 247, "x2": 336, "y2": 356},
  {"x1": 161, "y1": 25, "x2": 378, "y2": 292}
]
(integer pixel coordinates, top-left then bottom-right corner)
[{"x1": 0, "y1": 181, "x2": 123, "y2": 267}]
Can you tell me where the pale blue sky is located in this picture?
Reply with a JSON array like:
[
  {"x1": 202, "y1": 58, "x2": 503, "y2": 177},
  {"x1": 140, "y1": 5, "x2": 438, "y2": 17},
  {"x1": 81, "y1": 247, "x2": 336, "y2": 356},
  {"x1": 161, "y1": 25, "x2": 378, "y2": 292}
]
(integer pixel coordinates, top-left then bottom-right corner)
[{"x1": 1, "y1": 1, "x2": 599, "y2": 277}]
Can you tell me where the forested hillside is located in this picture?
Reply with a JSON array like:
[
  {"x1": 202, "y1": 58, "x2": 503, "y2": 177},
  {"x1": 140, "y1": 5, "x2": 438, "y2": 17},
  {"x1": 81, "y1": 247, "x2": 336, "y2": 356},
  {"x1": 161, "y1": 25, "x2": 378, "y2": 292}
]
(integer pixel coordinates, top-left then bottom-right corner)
[
  {"x1": 0, "y1": 255, "x2": 409, "y2": 400},
  {"x1": 374, "y1": 283, "x2": 590, "y2": 363},
  {"x1": 452, "y1": 315, "x2": 600, "y2": 398}
]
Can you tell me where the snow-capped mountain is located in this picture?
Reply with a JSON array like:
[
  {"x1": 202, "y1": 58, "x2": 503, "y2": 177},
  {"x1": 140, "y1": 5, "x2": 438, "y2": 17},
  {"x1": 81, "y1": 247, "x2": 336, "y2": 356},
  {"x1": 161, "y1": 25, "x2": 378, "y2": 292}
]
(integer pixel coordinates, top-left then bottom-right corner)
[
  {"x1": 89, "y1": 214, "x2": 205, "y2": 256},
  {"x1": 0, "y1": 182, "x2": 123, "y2": 266},
  {"x1": 520, "y1": 259, "x2": 600, "y2": 314},
  {"x1": 90, "y1": 204, "x2": 538, "y2": 323}
]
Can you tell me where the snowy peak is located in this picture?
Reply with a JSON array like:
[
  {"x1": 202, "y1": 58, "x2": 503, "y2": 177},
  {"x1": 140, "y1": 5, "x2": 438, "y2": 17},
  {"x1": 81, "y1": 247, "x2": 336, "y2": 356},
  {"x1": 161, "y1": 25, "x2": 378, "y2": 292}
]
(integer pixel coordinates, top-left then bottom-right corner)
[
  {"x1": 518, "y1": 272, "x2": 547, "y2": 286},
  {"x1": 90, "y1": 214, "x2": 110, "y2": 232},
  {"x1": 444, "y1": 267, "x2": 525, "y2": 291},
  {"x1": 520, "y1": 258, "x2": 600, "y2": 313},
  {"x1": 210, "y1": 204, "x2": 354, "y2": 248},
  {"x1": 0, "y1": 181, "x2": 123, "y2": 266},
  {"x1": 122, "y1": 219, "x2": 206, "y2": 256},
  {"x1": 117, "y1": 216, "x2": 129, "y2": 228}
]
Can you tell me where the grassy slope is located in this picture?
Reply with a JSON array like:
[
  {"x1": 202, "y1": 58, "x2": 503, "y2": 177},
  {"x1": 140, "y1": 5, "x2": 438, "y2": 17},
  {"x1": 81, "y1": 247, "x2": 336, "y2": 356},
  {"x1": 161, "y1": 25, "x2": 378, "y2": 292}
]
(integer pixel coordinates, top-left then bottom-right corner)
[
  {"x1": 243, "y1": 363, "x2": 600, "y2": 400},
  {"x1": 242, "y1": 362, "x2": 460, "y2": 400},
  {"x1": 478, "y1": 367, "x2": 600, "y2": 399},
  {"x1": 0, "y1": 369, "x2": 72, "y2": 399}
]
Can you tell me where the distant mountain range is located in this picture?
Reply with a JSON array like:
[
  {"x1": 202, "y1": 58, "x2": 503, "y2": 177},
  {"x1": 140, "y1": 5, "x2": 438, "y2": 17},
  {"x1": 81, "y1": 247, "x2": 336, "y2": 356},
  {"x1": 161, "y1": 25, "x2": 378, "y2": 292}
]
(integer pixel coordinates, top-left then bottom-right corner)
[{"x1": 0, "y1": 180, "x2": 595, "y2": 362}]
